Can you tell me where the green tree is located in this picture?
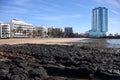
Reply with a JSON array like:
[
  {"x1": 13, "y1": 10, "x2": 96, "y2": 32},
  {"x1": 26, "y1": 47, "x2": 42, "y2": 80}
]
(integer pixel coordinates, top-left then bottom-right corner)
[
  {"x1": 11, "y1": 29, "x2": 17, "y2": 38},
  {"x1": 11, "y1": 29, "x2": 16, "y2": 34},
  {"x1": 17, "y1": 25, "x2": 23, "y2": 33},
  {"x1": 48, "y1": 29, "x2": 63, "y2": 38},
  {"x1": 37, "y1": 30, "x2": 42, "y2": 37},
  {"x1": 55, "y1": 30, "x2": 64, "y2": 38},
  {"x1": 27, "y1": 29, "x2": 32, "y2": 37},
  {"x1": 32, "y1": 30, "x2": 37, "y2": 36},
  {"x1": 48, "y1": 29, "x2": 54, "y2": 37},
  {"x1": 22, "y1": 30, "x2": 27, "y2": 36}
]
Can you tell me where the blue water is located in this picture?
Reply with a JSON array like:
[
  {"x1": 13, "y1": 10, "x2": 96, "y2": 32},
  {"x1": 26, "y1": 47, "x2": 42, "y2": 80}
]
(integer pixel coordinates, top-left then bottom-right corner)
[{"x1": 74, "y1": 39, "x2": 120, "y2": 48}]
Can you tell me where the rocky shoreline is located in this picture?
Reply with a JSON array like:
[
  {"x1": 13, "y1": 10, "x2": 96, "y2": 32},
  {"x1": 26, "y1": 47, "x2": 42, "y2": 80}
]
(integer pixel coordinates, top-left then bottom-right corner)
[{"x1": 0, "y1": 44, "x2": 120, "y2": 80}]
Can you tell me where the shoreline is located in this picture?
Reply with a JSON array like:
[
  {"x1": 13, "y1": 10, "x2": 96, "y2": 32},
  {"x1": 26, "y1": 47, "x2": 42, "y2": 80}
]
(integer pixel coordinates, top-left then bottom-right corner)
[
  {"x1": 0, "y1": 38, "x2": 88, "y2": 45},
  {"x1": 0, "y1": 38, "x2": 120, "y2": 80}
]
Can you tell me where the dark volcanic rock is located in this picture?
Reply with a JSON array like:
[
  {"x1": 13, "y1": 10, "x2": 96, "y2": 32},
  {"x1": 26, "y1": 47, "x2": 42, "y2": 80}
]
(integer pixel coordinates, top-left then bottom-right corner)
[
  {"x1": 29, "y1": 66, "x2": 48, "y2": 79},
  {"x1": 0, "y1": 44, "x2": 120, "y2": 80}
]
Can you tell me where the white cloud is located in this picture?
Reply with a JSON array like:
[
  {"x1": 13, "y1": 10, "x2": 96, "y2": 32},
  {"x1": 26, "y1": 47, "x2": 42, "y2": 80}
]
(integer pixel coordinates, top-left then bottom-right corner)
[
  {"x1": 0, "y1": 5, "x2": 28, "y2": 14},
  {"x1": 109, "y1": 18, "x2": 119, "y2": 24},
  {"x1": 34, "y1": 14, "x2": 82, "y2": 21},
  {"x1": 70, "y1": 14, "x2": 82, "y2": 18},
  {"x1": 108, "y1": 17, "x2": 120, "y2": 34},
  {"x1": 74, "y1": 3, "x2": 89, "y2": 9},
  {"x1": 93, "y1": 0, "x2": 104, "y2": 4},
  {"x1": 110, "y1": 9, "x2": 120, "y2": 15},
  {"x1": 106, "y1": 0, "x2": 120, "y2": 8},
  {"x1": 37, "y1": 16, "x2": 61, "y2": 21},
  {"x1": 36, "y1": 5, "x2": 57, "y2": 12},
  {"x1": 19, "y1": 0, "x2": 60, "y2": 12},
  {"x1": 109, "y1": 20, "x2": 119, "y2": 24},
  {"x1": 13, "y1": 0, "x2": 29, "y2": 6},
  {"x1": 94, "y1": 0, "x2": 120, "y2": 8}
]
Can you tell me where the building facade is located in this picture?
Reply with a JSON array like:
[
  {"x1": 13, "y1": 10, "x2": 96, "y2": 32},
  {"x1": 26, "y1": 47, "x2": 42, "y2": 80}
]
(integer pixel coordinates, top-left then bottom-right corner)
[
  {"x1": 33, "y1": 26, "x2": 48, "y2": 37},
  {"x1": 0, "y1": 22, "x2": 10, "y2": 38},
  {"x1": 89, "y1": 7, "x2": 108, "y2": 37},
  {"x1": 53, "y1": 28, "x2": 63, "y2": 38},
  {"x1": 64, "y1": 27, "x2": 73, "y2": 37},
  {"x1": 10, "y1": 19, "x2": 33, "y2": 37},
  {"x1": 54, "y1": 28, "x2": 62, "y2": 32},
  {"x1": 47, "y1": 27, "x2": 63, "y2": 37}
]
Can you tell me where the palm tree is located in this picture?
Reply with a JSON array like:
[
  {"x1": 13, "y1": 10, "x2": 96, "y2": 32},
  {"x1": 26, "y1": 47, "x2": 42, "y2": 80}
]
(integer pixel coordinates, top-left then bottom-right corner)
[
  {"x1": 11, "y1": 29, "x2": 16, "y2": 38},
  {"x1": 32, "y1": 30, "x2": 37, "y2": 36},
  {"x1": 22, "y1": 30, "x2": 27, "y2": 36},
  {"x1": 37, "y1": 30, "x2": 42, "y2": 37},
  {"x1": 27, "y1": 29, "x2": 32, "y2": 37},
  {"x1": 17, "y1": 25, "x2": 23, "y2": 33},
  {"x1": 49, "y1": 29, "x2": 55, "y2": 37},
  {"x1": 43, "y1": 31, "x2": 48, "y2": 37}
]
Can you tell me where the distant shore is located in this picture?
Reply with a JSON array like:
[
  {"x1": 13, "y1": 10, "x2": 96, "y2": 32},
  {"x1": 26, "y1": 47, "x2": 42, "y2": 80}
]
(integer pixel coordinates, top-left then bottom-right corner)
[{"x1": 0, "y1": 38, "x2": 88, "y2": 45}]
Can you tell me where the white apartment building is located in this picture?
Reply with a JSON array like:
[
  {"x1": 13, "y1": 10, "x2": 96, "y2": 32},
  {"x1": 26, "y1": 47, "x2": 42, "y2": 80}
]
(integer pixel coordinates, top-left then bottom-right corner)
[
  {"x1": 0, "y1": 22, "x2": 10, "y2": 38},
  {"x1": 33, "y1": 26, "x2": 48, "y2": 37},
  {"x1": 10, "y1": 19, "x2": 33, "y2": 37}
]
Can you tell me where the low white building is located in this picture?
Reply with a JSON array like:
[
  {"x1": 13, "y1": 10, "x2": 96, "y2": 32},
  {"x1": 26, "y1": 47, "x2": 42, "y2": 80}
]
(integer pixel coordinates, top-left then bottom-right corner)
[
  {"x1": 10, "y1": 19, "x2": 33, "y2": 37},
  {"x1": 0, "y1": 22, "x2": 10, "y2": 38},
  {"x1": 33, "y1": 26, "x2": 48, "y2": 37}
]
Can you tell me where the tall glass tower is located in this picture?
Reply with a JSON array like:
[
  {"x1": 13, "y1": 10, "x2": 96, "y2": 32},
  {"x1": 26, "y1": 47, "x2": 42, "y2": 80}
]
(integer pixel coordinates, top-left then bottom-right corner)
[{"x1": 89, "y1": 7, "x2": 108, "y2": 37}]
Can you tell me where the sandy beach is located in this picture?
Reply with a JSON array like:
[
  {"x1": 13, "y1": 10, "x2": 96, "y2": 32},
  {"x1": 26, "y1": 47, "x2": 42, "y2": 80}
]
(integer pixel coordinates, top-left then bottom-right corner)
[{"x1": 0, "y1": 38, "x2": 87, "y2": 45}]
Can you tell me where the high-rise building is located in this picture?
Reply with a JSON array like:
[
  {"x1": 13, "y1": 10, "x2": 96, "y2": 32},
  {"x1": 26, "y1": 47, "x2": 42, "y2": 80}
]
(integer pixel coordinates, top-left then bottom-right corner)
[{"x1": 88, "y1": 7, "x2": 108, "y2": 37}]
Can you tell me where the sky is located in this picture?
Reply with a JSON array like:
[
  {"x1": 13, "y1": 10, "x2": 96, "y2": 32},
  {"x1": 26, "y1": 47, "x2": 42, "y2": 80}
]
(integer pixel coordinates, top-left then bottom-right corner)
[{"x1": 0, "y1": 0, "x2": 120, "y2": 34}]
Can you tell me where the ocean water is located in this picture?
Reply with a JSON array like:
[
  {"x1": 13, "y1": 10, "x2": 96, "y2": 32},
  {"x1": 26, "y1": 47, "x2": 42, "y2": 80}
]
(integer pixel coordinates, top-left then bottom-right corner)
[{"x1": 74, "y1": 39, "x2": 120, "y2": 48}]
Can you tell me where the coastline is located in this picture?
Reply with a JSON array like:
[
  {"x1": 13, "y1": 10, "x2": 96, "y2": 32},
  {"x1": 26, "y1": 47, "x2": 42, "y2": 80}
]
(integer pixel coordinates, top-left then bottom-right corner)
[
  {"x1": 0, "y1": 38, "x2": 120, "y2": 80},
  {"x1": 0, "y1": 38, "x2": 88, "y2": 45}
]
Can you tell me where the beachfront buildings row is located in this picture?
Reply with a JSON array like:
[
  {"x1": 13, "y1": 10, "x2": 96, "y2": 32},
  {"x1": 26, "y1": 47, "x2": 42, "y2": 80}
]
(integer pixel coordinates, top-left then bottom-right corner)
[
  {"x1": 0, "y1": 19, "x2": 68, "y2": 38},
  {"x1": 0, "y1": 19, "x2": 47, "y2": 38}
]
